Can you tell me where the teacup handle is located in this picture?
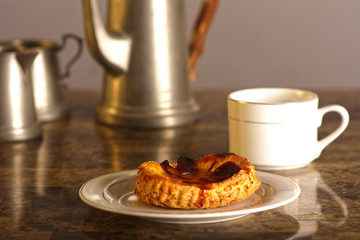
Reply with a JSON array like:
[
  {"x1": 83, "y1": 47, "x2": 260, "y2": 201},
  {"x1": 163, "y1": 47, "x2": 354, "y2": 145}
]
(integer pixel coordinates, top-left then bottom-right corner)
[
  {"x1": 317, "y1": 105, "x2": 349, "y2": 151},
  {"x1": 59, "y1": 33, "x2": 83, "y2": 85}
]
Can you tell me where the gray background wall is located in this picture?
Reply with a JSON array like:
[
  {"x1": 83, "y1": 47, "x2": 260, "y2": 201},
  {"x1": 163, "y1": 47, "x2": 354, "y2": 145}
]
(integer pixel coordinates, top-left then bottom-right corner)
[{"x1": 1, "y1": 0, "x2": 359, "y2": 90}]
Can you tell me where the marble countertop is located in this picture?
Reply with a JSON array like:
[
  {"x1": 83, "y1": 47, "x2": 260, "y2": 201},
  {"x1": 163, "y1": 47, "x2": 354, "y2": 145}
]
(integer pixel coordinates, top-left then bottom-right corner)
[{"x1": 0, "y1": 89, "x2": 359, "y2": 239}]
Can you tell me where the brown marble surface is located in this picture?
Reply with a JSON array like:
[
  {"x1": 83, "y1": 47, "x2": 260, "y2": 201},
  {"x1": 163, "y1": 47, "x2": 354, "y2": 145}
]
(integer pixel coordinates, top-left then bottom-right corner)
[{"x1": 0, "y1": 89, "x2": 359, "y2": 239}]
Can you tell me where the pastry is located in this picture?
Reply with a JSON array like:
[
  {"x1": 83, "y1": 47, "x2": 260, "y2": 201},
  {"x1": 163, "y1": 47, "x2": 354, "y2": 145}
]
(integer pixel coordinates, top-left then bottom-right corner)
[{"x1": 135, "y1": 152, "x2": 261, "y2": 209}]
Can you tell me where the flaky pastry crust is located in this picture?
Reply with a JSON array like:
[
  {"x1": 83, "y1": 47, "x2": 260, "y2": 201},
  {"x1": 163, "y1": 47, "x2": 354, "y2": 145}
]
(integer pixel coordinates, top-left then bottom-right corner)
[{"x1": 135, "y1": 153, "x2": 261, "y2": 209}]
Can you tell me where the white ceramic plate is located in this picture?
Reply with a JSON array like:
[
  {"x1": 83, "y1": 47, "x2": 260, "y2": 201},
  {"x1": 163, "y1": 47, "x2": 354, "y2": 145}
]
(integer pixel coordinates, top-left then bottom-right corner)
[{"x1": 79, "y1": 170, "x2": 300, "y2": 224}]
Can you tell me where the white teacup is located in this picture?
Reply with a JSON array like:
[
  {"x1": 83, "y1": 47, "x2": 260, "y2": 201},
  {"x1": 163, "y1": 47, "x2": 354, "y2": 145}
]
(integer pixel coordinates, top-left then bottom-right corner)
[{"x1": 228, "y1": 88, "x2": 349, "y2": 170}]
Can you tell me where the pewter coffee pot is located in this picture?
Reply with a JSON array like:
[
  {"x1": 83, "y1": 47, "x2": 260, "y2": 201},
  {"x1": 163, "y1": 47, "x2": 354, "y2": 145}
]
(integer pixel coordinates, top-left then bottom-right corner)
[{"x1": 82, "y1": 0, "x2": 218, "y2": 128}]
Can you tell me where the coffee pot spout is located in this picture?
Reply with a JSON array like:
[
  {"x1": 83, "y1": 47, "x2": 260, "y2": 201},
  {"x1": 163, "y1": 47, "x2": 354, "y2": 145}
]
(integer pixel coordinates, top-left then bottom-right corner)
[{"x1": 82, "y1": 0, "x2": 132, "y2": 75}]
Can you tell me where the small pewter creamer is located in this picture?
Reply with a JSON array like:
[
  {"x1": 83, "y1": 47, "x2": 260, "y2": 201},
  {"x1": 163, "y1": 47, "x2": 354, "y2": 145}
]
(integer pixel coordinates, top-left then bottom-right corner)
[
  {"x1": 0, "y1": 34, "x2": 83, "y2": 122},
  {"x1": 0, "y1": 46, "x2": 41, "y2": 141},
  {"x1": 82, "y1": 0, "x2": 218, "y2": 128}
]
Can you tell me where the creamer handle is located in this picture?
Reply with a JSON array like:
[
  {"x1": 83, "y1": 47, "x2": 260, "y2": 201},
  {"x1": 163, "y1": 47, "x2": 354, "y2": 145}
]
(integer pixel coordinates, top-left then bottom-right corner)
[{"x1": 59, "y1": 33, "x2": 83, "y2": 85}]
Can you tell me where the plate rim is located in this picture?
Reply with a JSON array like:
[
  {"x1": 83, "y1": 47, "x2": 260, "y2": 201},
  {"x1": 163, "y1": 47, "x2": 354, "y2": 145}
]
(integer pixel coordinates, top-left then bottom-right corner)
[{"x1": 79, "y1": 170, "x2": 300, "y2": 220}]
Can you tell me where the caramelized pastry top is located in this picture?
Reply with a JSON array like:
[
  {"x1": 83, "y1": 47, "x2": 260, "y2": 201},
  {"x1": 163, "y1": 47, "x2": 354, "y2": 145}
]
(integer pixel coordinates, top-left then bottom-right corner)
[{"x1": 160, "y1": 152, "x2": 243, "y2": 186}]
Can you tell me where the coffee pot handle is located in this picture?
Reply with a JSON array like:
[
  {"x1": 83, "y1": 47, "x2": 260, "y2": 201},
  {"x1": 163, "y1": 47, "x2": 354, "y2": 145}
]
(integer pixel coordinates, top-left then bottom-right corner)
[
  {"x1": 59, "y1": 33, "x2": 84, "y2": 85},
  {"x1": 189, "y1": 0, "x2": 219, "y2": 83}
]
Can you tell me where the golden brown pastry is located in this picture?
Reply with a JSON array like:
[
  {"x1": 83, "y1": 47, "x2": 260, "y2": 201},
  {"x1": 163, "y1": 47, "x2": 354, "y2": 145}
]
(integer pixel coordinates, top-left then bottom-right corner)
[{"x1": 135, "y1": 152, "x2": 261, "y2": 209}]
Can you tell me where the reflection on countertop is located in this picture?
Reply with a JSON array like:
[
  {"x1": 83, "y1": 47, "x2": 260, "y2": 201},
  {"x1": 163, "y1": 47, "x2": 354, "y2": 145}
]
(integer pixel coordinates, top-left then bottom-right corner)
[{"x1": 0, "y1": 89, "x2": 359, "y2": 239}]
